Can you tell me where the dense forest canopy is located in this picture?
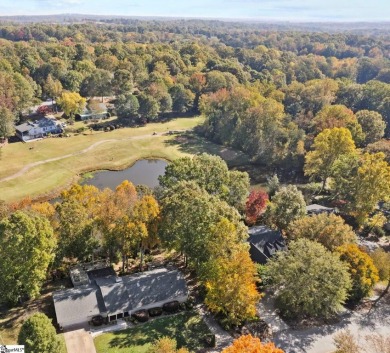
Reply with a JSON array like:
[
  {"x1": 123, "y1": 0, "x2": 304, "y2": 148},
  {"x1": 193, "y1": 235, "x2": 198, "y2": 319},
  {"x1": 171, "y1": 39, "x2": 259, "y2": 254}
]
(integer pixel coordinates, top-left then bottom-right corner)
[{"x1": 0, "y1": 18, "x2": 389, "y2": 173}]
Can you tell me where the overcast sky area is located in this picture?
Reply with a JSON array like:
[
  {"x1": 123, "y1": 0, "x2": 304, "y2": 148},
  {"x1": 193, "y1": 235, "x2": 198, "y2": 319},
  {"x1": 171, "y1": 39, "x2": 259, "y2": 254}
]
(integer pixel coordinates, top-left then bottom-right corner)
[{"x1": 0, "y1": 0, "x2": 389, "y2": 22}]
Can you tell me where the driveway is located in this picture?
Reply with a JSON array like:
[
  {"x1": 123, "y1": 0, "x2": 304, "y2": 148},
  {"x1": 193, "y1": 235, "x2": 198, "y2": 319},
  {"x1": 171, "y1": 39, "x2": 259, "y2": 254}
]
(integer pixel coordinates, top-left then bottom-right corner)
[
  {"x1": 64, "y1": 326, "x2": 96, "y2": 353},
  {"x1": 258, "y1": 290, "x2": 390, "y2": 353}
]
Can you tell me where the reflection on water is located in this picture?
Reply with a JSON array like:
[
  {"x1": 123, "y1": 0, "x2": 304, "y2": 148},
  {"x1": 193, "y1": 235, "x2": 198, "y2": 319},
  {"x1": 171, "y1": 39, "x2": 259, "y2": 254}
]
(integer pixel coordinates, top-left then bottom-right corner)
[{"x1": 81, "y1": 159, "x2": 168, "y2": 189}]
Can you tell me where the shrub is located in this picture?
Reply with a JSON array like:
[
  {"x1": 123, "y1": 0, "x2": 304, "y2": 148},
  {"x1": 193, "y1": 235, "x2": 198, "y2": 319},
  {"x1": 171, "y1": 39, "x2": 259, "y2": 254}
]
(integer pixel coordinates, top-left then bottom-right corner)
[
  {"x1": 18, "y1": 313, "x2": 62, "y2": 353},
  {"x1": 132, "y1": 310, "x2": 149, "y2": 322},
  {"x1": 148, "y1": 307, "x2": 163, "y2": 317},
  {"x1": 163, "y1": 301, "x2": 180, "y2": 313}
]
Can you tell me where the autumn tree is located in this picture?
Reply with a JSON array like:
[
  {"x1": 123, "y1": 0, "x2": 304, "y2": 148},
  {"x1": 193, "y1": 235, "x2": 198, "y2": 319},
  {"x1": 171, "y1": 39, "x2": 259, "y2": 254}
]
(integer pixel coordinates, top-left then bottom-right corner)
[
  {"x1": 312, "y1": 105, "x2": 364, "y2": 145},
  {"x1": 337, "y1": 244, "x2": 379, "y2": 302},
  {"x1": 267, "y1": 239, "x2": 351, "y2": 319},
  {"x1": 18, "y1": 313, "x2": 63, "y2": 353},
  {"x1": 245, "y1": 190, "x2": 269, "y2": 226},
  {"x1": 57, "y1": 91, "x2": 86, "y2": 118},
  {"x1": 287, "y1": 213, "x2": 356, "y2": 251},
  {"x1": 222, "y1": 335, "x2": 284, "y2": 353},
  {"x1": 304, "y1": 127, "x2": 356, "y2": 189},
  {"x1": 98, "y1": 181, "x2": 160, "y2": 271},
  {"x1": 0, "y1": 211, "x2": 56, "y2": 304},
  {"x1": 355, "y1": 110, "x2": 386, "y2": 145},
  {"x1": 204, "y1": 249, "x2": 260, "y2": 326},
  {"x1": 266, "y1": 185, "x2": 306, "y2": 231}
]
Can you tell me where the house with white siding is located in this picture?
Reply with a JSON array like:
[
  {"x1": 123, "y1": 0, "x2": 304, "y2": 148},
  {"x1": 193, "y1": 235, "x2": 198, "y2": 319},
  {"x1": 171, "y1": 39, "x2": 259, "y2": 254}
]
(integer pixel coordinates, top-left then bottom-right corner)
[{"x1": 15, "y1": 117, "x2": 63, "y2": 141}]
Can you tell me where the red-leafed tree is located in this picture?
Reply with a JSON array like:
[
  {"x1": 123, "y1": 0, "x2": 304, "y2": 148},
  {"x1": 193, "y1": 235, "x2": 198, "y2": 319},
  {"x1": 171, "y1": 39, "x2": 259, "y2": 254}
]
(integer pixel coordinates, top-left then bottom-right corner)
[
  {"x1": 36, "y1": 105, "x2": 52, "y2": 116},
  {"x1": 245, "y1": 190, "x2": 269, "y2": 226}
]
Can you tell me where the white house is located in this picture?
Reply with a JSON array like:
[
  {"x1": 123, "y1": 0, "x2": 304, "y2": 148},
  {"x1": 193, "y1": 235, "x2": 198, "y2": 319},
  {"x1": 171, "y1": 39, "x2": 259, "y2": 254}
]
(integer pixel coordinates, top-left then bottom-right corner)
[{"x1": 15, "y1": 117, "x2": 63, "y2": 142}]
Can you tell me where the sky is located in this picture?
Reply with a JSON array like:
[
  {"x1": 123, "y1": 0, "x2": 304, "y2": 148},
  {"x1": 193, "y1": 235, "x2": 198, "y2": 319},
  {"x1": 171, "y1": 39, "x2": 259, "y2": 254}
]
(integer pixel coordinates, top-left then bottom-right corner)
[{"x1": 0, "y1": 0, "x2": 389, "y2": 22}]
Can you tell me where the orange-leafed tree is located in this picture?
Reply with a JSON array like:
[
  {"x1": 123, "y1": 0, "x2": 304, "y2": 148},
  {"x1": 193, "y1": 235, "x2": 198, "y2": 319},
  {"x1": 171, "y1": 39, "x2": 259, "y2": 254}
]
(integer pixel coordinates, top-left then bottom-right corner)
[{"x1": 222, "y1": 334, "x2": 285, "y2": 353}]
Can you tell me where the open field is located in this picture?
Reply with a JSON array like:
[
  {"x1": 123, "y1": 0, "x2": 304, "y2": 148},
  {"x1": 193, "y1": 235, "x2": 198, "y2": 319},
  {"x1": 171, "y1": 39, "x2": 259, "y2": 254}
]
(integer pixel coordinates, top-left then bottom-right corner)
[
  {"x1": 94, "y1": 311, "x2": 212, "y2": 353},
  {"x1": 0, "y1": 117, "x2": 204, "y2": 202}
]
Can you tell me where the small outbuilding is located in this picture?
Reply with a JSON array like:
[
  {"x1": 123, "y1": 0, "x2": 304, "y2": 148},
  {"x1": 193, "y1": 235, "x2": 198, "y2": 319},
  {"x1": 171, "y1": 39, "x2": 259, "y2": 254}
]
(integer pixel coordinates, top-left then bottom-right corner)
[{"x1": 248, "y1": 226, "x2": 287, "y2": 265}]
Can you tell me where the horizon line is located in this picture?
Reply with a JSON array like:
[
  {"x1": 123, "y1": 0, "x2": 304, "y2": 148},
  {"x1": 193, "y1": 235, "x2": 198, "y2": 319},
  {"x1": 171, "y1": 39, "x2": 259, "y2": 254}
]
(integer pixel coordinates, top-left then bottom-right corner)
[{"x1": 0, "y1": 13, "x2": 389, "y2": 24}]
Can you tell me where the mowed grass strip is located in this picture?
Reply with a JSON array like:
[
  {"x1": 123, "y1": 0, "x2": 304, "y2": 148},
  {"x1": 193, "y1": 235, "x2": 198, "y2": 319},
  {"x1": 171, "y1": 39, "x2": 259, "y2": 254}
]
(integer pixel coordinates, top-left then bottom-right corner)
[
  {"x1": 0, "y1": 117, "x2": 204, "y2": 202},
  {"x1": 94, "y1": 311, "x2": 212, "y2": 353}
]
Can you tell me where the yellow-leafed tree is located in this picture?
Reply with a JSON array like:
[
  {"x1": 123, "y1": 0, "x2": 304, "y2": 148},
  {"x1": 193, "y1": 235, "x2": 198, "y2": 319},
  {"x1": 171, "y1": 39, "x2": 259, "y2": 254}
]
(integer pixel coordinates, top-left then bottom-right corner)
[
  {"x1": 337, "y1": 244, "x2": 379, "y2": 302},
  {"x1": 57, "y1": 91, "x2": 86, "y2": 118},
  {"x1": 205, "y1": 249, "x2": 260, "y2": 327}
]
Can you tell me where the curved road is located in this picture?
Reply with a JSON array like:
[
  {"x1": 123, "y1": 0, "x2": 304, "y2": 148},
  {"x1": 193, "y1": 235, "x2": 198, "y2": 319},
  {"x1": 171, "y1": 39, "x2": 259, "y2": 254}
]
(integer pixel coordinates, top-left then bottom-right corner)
[{"x1": 0, "y1": 131, "x2": 182, "y2": 183}]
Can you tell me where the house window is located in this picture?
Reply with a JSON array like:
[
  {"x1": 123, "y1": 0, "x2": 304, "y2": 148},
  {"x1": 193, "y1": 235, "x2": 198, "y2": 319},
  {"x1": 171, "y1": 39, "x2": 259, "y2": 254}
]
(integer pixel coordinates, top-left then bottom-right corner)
[
  {"x1": 109, "y1": 315, "x2": 116, "y2": 322},
  {"x1": 117, "y1": 313, "x2": 123, "y2": 319},
  {"x1": 124, "y1": 312, "x2": 129, "y2": 317}
]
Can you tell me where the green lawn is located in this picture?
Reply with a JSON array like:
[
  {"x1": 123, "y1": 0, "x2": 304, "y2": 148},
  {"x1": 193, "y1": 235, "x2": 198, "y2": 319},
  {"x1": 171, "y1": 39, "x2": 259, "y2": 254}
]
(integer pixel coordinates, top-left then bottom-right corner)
[
  {"x1": 0, "y1": 117, "x2": 204, "y2": 202},
  {"x1": 94, "y1": 311, "x2": 212, "y2": 353}
]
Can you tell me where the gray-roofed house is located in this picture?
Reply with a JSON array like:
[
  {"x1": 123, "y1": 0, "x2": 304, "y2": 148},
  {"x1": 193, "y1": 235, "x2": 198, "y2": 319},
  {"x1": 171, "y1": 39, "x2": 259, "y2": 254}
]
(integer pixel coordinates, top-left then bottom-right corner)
[
  {"x1": 53, "y1": 267, "x2": 188, "y2": 330},
  {"x1": 15, "y1": 117, "x2": 62, "y2": 142},
  {"x1": 75, "y1": 102, "x2": 108, "y2": 121},
  {"x1": 248, "y1": 225, "x2": 287, "y2": 264},
  {"x1": 306, "y1": 204, "x2": 335, "y2": 215}
]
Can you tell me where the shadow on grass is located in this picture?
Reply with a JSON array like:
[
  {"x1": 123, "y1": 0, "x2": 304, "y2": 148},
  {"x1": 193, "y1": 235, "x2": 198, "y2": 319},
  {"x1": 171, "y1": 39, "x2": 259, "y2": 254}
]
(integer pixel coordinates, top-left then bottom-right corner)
[
  {"x1": 165, "y1": 132, "x2": 251, "y2": 168},
  {"x1": 104, "y1": 312, "x2": 211, "y2": 352}
]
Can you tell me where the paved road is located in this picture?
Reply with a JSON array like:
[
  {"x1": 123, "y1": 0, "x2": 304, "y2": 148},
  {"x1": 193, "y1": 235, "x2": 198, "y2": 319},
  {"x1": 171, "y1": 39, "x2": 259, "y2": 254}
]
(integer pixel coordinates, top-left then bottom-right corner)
[
  {"x1": 64, "y1": 327, "x2": 96, "y2": 353},
  {"x1": 258, "y1": 291, "x2": 390, "y2": 353}
]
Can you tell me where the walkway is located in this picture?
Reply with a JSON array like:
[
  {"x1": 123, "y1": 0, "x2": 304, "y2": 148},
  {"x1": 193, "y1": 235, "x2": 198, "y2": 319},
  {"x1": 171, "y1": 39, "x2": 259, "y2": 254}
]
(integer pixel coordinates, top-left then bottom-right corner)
[{"x1": 196, "y1": 304, "x2": 233, "y2": 352}]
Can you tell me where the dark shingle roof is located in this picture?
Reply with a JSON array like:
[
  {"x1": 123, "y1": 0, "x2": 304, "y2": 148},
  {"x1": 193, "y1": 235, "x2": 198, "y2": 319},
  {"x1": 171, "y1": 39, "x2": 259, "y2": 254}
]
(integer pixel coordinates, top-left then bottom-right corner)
[
  {"x1": 53, "y1": 268, "x2": 188, "y2": 325},
  {"x1": 248, "y1": 226, "x2": 287, "y2": 264},
  {"x1": 53, "y1": 284, "x2": 107, "y2": 325},
  {"x1": 95, "y1": 269, "x2": 188, "y2": 314}
]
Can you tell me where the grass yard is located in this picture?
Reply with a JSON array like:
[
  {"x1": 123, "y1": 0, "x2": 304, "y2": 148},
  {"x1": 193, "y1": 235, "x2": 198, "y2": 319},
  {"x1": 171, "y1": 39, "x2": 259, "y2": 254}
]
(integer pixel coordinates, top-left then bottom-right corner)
[
  {"x1": 0, "y1": 116, "x2": 204, "y2": 202},
  {"x1": 94, "y1": 311, "x2": 212, "y2": 353}
]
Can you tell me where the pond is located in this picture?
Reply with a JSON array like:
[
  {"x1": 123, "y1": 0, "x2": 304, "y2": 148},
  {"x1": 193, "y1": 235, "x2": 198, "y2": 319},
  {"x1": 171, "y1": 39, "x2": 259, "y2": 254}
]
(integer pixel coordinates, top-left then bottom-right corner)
[{"x1": 81, "y1": 159, "x2": 168, "y2": 189}]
